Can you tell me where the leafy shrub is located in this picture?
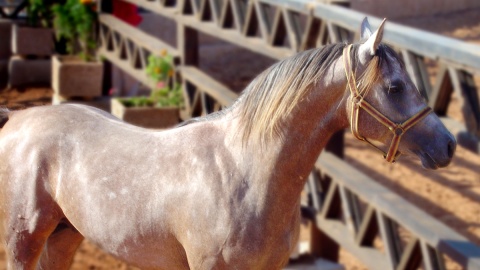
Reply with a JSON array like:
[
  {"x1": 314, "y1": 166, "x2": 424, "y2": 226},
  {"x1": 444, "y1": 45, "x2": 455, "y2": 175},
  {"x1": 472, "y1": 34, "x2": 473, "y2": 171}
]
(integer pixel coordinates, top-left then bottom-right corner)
[
  {"x1": 27, "y1": 0, "x2": 55, "y2": 28},
  {"x1": 51, "y1": 0, "x2": 98, "y2": 61},
  {"x1": 120, "y1": 50, "x2": 184, "y2": 108}
]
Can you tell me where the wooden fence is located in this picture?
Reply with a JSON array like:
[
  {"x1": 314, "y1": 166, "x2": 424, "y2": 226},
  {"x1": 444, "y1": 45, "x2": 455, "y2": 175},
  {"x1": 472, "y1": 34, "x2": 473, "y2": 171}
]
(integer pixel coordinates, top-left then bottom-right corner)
[
  {"x1": 97, "y1": 0, "x2": 480, "y2": 269},
  {"x1": 0, "y1": 0, "x2": 26, "y2": 19}
]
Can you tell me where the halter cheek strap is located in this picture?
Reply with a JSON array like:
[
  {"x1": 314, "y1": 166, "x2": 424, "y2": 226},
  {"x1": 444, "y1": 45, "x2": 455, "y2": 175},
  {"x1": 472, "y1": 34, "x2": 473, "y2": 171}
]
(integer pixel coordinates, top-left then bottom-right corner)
[{"x1": 343, "y1": 44, "x2": 432, "y2": 163}]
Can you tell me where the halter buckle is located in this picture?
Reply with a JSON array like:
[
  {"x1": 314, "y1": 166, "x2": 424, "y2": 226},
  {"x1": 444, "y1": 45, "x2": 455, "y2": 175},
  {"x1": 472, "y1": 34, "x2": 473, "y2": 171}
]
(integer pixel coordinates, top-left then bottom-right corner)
[
  {"x1": 353, "y1": 96, "x2": 363, "y2": 106},
  {"x1": 394, "y1": 127, "x2": 404, "y2": 136}
]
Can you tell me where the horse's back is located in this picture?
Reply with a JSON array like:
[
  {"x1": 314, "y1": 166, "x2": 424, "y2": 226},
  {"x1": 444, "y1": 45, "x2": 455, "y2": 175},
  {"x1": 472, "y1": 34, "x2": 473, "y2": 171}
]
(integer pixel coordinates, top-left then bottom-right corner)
[
  {"x1": 0, "y1": 104, "x2": 119, "y2": 141},
  {"x1": 0, "y1": 104, "x2": 157, "y2": 152}
]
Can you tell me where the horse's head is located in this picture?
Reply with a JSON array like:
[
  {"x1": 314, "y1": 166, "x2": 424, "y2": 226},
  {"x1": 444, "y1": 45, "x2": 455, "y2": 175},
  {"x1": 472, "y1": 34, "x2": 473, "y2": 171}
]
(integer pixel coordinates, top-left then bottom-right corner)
[{"x1": 345, "y1": 18, "x2": 456, "y2": 169}]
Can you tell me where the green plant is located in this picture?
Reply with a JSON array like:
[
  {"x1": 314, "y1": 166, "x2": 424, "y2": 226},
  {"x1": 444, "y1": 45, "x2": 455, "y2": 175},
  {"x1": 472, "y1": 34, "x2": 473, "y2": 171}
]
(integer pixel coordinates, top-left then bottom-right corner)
[
  {"x1": 51, "y1": 0, "x2": 98, "y2": 61},
  {"x1": 27, "y1": 0, "x2": 54, "y2": 28},
  {"x1": 146, "y1": 51, "x2": 174, "y2": 83},
  {"x1": 119, "y1": 51, "x2": 184, "y2": 108},
  {"x1": 150, "y1": 83, "x2": 183, "y2": 107}
]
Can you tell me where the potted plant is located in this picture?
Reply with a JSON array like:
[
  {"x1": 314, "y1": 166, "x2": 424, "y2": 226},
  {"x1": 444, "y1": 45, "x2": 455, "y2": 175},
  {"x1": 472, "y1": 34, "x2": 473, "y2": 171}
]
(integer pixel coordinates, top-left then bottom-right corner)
[
  {"x1": 51, "y1": 0, "x2": 103, "y2": 98},
  {"x1": 11, "y1": 0, "x2": 55, "y2": 56},
  {"x1": 111, "y1": 51, "x2": 183, "y2": 129}
]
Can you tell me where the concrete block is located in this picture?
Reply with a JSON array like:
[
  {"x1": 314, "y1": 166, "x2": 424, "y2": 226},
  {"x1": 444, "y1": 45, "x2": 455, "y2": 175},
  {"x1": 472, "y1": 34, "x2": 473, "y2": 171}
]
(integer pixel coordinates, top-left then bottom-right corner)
[
  {"x1": 52, "y1": 55, "x2": 103, "y2": 98},
  {"x1": 52, "y1": 93, "x2": 111, "y2": 112},
  {"x1": 8, "y1": 56, "x2": 51, "y2": 87},
  {"x1": 11, "y1": 24, "x2": 54, "y2": 56}
]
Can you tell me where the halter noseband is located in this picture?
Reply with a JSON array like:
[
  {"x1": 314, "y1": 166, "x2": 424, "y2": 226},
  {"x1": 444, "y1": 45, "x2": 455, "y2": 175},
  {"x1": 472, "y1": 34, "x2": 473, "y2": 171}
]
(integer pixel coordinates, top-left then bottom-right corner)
[{"x1": 343, "y1": 44, "x2": 432, "y2": 163}]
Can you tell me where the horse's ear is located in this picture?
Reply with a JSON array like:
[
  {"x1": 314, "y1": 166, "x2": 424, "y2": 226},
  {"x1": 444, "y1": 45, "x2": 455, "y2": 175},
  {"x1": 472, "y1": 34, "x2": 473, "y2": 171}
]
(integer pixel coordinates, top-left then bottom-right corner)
[
  {"x1": 360, "y1": 17, "x2": 373, "y2": 39},
  {"x1": 358, "y1": 18, "x2": 387, "y2": 64}
]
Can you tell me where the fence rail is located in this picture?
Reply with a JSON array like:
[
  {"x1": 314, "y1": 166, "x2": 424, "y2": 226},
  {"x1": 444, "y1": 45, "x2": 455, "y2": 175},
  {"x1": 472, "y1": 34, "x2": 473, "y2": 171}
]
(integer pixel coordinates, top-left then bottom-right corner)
[
  {"x1": 0, "y1": 0, "x2": 26, "y2": 19},
  {"x1": 97, "y1": 0, "x2": 480, "y2": 269}
]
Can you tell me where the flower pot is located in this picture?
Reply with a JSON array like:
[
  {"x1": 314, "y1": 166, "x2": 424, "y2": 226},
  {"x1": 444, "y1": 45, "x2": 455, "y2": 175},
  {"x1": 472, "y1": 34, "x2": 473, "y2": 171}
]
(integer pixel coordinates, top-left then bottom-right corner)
[
  {"x1": 52, "y1": 55, "x2": 103, "y2": 98},
  {"x1": 11, "y1": 24, "x2": 54, "y2": 56},
  {"x1": 111, "y1": 98, "x2": 180, "y2": 129}
]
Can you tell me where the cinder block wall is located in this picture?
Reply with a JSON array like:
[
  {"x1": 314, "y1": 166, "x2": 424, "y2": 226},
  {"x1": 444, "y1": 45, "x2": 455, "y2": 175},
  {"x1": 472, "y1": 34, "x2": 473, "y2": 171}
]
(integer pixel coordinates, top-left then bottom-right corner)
[{"x1": 351, "y1": 0, "x2": 480, "y2": 19}]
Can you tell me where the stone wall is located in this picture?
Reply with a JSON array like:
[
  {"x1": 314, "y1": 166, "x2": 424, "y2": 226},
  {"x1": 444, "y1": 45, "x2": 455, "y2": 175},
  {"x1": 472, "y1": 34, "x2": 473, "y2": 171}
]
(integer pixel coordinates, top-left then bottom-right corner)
[{"x1": 350, "y1": 0, "x2": 480, "y2": 19}]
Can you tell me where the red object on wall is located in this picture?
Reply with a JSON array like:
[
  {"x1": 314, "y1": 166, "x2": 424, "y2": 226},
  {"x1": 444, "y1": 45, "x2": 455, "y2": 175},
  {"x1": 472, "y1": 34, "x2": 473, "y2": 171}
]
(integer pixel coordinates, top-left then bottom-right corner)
[{"x1": 113, "y1": 0, "x2": 143, "y2": 26}]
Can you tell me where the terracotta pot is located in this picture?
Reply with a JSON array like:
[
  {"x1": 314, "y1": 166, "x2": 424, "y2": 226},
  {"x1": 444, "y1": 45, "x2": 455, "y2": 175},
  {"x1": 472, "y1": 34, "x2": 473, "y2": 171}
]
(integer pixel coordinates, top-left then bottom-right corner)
[
  {"x1": 11, "y1": 24, "x2": 53, "y2": 56},
  {"x1": 52, "y1": 55, "x2": 103, "y2": 98},
  {"x1": 110, "y1": 98, "x2": 180, "y2": 129}
]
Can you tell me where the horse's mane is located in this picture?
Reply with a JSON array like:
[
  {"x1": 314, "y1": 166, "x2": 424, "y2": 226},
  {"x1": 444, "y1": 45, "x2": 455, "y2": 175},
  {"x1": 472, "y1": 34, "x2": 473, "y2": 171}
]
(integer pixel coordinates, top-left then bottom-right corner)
[
  {"x1": 238, "y1": 43, "x2": 347, "y2": 143},
  {"x1": 180, "y1": 42, "x2": 403, "y2": 145},
  {"x1": 0, "y1": 107, "x2": 10, "y2": 128}
]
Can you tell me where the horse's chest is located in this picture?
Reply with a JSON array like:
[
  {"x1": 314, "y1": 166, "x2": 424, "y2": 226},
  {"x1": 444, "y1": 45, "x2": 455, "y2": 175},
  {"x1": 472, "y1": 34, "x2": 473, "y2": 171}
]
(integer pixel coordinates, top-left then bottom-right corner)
[
  {"x1": 222, "y1": 220, "x2": 298, "y2": 268},
  {"x1": 182, "y1": 214, "x2": 298, "y2": 269},
  {"x1": 220, "y1": 233, "x2": 293, "y2": 269}
]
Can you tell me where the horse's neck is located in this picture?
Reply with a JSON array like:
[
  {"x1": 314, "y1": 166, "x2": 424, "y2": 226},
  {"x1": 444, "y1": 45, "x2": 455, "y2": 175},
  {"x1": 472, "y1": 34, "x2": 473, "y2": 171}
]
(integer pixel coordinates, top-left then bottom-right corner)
[{"x1": 226, "y1": 66, "x2": 349, "y2": 219}]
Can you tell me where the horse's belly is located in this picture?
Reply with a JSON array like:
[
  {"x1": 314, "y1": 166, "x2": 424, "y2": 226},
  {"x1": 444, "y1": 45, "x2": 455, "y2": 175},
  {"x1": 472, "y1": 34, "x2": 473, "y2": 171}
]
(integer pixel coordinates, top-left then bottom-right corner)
[
  {"x1": 80, "y1": 230, "x2": 189, "y2": 270},
  {"x1": 115, "y1": 242, "x2": 189, "y2": 270},
  {"x1": 57, "y1": 192, "x2": 189, "y2": 269},
  {"x1": 229, "y1": 242, "x2": 292, "y2": 269},
  {"x1": 186, "y1": 245, "x2": 291, "y2": 270}
]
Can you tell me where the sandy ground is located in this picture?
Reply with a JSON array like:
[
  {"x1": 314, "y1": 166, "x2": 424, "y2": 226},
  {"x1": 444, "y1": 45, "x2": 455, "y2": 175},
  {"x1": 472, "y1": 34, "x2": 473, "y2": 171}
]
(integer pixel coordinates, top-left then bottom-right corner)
[{"x1": 0, "y1": 6, "x2": 479, "y2": 270}]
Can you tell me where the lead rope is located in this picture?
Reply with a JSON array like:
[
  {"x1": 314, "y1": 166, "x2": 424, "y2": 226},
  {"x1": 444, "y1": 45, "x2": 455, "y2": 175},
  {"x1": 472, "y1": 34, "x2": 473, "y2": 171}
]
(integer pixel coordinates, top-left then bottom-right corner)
[{"x1": 343, "y1": 44, "x2": 433, "y2": 163}]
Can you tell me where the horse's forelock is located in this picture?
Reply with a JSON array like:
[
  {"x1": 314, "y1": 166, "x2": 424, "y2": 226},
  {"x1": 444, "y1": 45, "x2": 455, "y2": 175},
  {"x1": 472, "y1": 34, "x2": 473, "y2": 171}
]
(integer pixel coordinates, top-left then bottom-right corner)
[{"x1": 356, "y1": 43, "x2": 405, "y2": 96}]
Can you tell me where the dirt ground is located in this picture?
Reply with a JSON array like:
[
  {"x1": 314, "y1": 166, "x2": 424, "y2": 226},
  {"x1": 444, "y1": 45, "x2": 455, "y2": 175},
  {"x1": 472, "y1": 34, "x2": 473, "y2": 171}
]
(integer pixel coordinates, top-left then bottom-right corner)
[{"x1": 0, "y1": 7, "x2": 479, "y2": 270}]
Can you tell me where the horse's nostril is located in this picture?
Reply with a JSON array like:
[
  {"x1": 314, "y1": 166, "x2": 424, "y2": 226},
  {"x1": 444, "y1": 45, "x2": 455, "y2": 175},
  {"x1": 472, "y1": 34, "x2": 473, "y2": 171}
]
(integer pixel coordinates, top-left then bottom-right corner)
[{"x1": 447, "y1": 139, "x2": 456, "y2": 159}]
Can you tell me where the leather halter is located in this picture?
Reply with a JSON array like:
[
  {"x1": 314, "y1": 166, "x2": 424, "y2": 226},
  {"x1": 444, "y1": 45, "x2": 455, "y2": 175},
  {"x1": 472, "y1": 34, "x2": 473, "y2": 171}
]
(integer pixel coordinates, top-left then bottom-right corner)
[{"x1": 343, "y1": 44, "x2": 432, "y2": 163}]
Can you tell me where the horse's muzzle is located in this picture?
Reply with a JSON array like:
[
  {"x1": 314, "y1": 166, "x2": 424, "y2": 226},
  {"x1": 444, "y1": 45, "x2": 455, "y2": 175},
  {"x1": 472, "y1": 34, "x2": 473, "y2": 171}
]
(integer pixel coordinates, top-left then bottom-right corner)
[{"x1": 416, "y1": 132, "x2": 456, "y2": 170}]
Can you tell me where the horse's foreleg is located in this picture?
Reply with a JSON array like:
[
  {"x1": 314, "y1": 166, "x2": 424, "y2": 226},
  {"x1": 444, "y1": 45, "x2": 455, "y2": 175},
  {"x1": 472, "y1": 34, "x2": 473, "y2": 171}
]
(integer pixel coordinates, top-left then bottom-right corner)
[
  {"x1": 38, "y1": 222, "x2": 84, "y2": 270},
  {"x1": 3, "y1": 218, "x2": 59, "y2": 270},
  {"x1": 1, "y1": 183, "x2": 65, "y2": 269}
]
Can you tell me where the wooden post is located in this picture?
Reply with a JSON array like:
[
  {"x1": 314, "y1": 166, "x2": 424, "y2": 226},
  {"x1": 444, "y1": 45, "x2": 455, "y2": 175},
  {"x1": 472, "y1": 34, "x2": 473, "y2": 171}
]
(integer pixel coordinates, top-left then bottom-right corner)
[
  {"x1": 102, "y1": 59, "x2": 112, "y2": 96},
  {"x1": 326, "y1": 130, "x2": 344, "y2": 158},
  {"x1": 178, "y1": 24, "x2": 199, "y2": 66},
  {"x1": 99, "y1": 0, "x2": 113, "y2": 13},
  {"x1": 311, "y1": 226, "x2": 340, "y2": 262},
  {"x1": 98, "y1": 0, "x2": 113, "y2": 96},
  {"x1": 178, "y1": 23, "x2": 199, "y2": 118}
]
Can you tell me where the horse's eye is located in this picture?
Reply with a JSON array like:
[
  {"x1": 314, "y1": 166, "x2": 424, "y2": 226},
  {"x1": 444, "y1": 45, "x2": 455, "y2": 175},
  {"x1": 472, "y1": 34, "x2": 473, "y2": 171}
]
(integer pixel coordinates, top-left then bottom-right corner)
[{"x1": 388, "y1": 84, "x2": 402, "y2": 94}]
